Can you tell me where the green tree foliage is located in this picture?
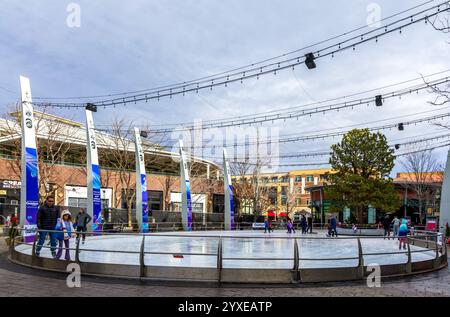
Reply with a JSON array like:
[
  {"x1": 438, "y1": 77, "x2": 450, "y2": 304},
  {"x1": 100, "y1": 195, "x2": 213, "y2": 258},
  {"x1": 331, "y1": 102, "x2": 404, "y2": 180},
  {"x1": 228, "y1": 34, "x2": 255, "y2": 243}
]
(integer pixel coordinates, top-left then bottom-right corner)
[{"x1": 325, "y1": 129, "x2": 401, "y2": 221}]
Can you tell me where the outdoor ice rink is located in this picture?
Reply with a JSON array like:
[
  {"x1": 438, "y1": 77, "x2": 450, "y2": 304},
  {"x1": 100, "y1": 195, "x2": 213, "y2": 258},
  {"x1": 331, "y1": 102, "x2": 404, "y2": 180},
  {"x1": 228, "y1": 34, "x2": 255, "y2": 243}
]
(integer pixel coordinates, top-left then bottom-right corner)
[{"x1": 15, "y1": 230, "x2": 437, "y2": 269}]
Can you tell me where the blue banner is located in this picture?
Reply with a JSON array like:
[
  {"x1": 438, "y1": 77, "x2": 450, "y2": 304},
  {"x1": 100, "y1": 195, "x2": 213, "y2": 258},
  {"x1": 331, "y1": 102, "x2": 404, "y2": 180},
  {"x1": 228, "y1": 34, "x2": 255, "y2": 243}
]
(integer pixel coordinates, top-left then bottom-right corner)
[
  {"x1": 91, "y1": 164, "x2": 102, "y2": 232},
  {"x1": 25, "y1": 147, "x2": 39, "y2": 226},
  {"x1": 141, "y1": 174, "x2": 149, "y2": 233},
  {"x1": 185, "y1": 180, "x2": 193, "y2": 230},
  {"x1": 229, "y1": 184, "x2": 235, "y2": 230}
]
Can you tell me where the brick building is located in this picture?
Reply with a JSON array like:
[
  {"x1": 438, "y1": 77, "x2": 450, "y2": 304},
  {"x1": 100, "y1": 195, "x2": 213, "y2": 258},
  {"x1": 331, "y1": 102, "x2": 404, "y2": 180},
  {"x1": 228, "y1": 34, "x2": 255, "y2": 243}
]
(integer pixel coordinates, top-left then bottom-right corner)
[{"x1": 0, "y1": 112, "x2": 225, "y2": 221}]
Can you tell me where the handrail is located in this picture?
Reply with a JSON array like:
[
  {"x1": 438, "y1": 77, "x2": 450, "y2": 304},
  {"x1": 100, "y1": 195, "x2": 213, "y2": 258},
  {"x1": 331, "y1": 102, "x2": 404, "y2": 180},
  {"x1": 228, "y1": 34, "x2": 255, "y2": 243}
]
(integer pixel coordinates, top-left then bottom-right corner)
[
  {"x1": 10, "y1": 228, "x2": 445, "y2": 273},
  {"x1": 13, "y1": 227, "x2": 443, "y2": 240}
]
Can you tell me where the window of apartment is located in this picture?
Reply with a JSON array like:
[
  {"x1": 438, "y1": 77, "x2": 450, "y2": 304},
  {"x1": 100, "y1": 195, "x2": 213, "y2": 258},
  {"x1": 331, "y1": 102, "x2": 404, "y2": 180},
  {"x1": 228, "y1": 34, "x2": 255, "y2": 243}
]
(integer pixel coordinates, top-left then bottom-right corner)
[
  {"x1": 68, "y1": 197, "x2": 109, "y2": 209},
  {"x1": 271, "y1": 177, "x2": 278, "y2": 183},
  {"x1": 241, "y1": 199, "x2": 253, "y2": 214},
  {"x1": 295, "y1": 176, "x2": 302, "y2": 182},
  {"x1": 306, "y1": 175, "x2": 314, "y2": 182},
  {"x1": 281, "y1": 176, "x2": 289, "y2": 183},
  {"x1": 281, "y1": 187, "x2": 287, "y2": 205},
  {"x1": 192, "y1": 203, "x2": 204, "y2": 213},
  {"x1": 296, "y1": 198, "x2": 302, "y2": 206},
  {"x1": 268, "y1": 188, "x2": 277, "y2": 205}
]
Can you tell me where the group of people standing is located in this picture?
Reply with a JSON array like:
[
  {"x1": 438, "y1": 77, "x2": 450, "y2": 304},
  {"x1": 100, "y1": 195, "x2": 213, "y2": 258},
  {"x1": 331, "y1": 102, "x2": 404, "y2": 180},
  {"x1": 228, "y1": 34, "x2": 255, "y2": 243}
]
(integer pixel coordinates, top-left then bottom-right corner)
[
  {"x1": 263, "y1": 215, "x2": 313, "y2": 234},
  {"x1": 35, "y1": 196, "x2": 92, "y2": 260},
  {"x1": 382, "y1": 215, "x2": 411, "y2": 250}
]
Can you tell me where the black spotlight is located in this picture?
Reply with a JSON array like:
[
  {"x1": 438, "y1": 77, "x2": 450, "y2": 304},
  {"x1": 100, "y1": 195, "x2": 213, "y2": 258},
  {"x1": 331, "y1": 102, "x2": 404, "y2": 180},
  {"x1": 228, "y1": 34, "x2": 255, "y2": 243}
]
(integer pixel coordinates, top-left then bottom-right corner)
[
  {"x1": 305, "y1": 53, "x2": 316, "y2": 69},
  {"x1": 398, "y1": 123, "x2": 404, "y2": 131},
  {"x1": 86, "y1": 103, "x2": 97, "y2": 112},
  {"x1": 375, "y1": 95, "x2": 383, "y2": 107},
  {"x1": 395, "y1": 144, "x2": 400, "y2": 150},
  {"x1": 140, "y1": 130, "x2": 148, "y2": 138}
]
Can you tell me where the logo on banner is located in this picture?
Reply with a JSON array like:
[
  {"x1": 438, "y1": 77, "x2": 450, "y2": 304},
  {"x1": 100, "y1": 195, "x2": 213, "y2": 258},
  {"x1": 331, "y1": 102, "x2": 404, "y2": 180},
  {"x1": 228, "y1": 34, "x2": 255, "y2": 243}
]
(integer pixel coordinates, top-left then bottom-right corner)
[{"x1": 23, "y1": 224, "x2": 37, "y2": 238}]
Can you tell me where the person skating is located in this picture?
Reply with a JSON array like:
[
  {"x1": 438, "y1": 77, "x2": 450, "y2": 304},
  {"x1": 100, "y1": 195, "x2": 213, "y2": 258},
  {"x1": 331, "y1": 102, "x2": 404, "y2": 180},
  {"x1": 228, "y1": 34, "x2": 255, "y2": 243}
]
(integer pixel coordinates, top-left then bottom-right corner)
[
  {"x1": 330, "y1": 216, "x2": 338, "y2": 237},
  {"x1": 75, "y1": 208, "x2": 92, "y2": 244},
  {"x1": 398, "y1": 219, "x2": 409, "y2": 250},
  {"x1": 264, "y1": 218, "x2": 270, "y2": 234},
  {"x1": 301, "y1": 215, "x2": 307, "y2": 234},
  {"x1": 286, "y1": 220, "x2": 293, "y2": 234},
  {"x1": 307, "y1": 216, "x2": 313, "y2": 234},
  {"x1": 383, "y1": 215, "x2": 391, "y2": 240},
  {"x1": 392, "y1": 216, "x2": 400, "y2": 238},
  {"x1": 35, "y1": 196, "x2": 60, "y2": 258},
  {"x1": 55, "y1": 210, "x2": 75, "y2": 261}
]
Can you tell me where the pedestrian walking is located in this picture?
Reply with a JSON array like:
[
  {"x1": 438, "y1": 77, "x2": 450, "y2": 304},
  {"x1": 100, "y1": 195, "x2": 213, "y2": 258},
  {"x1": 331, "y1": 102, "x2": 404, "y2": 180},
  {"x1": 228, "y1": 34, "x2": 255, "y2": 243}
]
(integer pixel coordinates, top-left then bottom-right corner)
[
  {"x1": 55, "y1": 210, "x2": 75, "y2": 261},
  {"x1": 35, "y1": 196, "x2": 60, "y2": 258},
  {"x1": 75, "y1": 208, "x2": 92, "y2": 244}
]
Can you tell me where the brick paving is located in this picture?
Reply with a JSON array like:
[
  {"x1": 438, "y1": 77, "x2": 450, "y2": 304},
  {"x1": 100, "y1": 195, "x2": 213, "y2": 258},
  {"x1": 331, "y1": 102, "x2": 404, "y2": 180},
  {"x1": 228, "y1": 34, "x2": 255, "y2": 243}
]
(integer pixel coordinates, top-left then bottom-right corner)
[{"x1": 0, "y1": 238, "x2": 448, "y2": 297}]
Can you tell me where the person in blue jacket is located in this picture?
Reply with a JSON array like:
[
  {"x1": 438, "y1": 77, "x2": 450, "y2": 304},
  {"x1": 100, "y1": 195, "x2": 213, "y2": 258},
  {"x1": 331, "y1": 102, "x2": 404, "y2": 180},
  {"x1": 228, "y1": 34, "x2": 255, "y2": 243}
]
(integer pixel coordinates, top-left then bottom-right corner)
[
  {"x1": 398, "y1": 219, "x2": 410, "y2": 250},
  {"x1": 330, "y1": 216, "x2": 338, "y2": 237},
  {"x1": 55, "y1": 210, "x2": 75, "y2": 260}
]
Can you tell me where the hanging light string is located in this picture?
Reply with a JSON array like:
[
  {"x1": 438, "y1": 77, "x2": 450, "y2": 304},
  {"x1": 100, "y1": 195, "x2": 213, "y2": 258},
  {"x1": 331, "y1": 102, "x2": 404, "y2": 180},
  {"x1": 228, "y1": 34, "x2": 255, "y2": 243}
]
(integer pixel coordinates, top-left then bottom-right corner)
[
  {"x1": 31, "y1": 1, "x2": 450, "y2": 108},
  {"x1": 228, "y1": 139, "x2": 450, "y2": 167},
  {"x1": 92, "y1": 74, "x2": 450, "y2": 135},
  {"x1": 201, "y1": 133, "x2": 450, "y2": 161}
]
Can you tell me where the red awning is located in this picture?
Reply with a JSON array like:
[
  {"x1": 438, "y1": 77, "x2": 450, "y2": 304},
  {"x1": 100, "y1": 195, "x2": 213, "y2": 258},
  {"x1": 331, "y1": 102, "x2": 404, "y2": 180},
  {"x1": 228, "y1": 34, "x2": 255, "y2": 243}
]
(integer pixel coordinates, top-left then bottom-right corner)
[
  {"x1": 279, "y1": 212, "x2": 287, "y2": 217},
  {"x1": 267, "y1": 211, "x2": 276, "y2": 217}
]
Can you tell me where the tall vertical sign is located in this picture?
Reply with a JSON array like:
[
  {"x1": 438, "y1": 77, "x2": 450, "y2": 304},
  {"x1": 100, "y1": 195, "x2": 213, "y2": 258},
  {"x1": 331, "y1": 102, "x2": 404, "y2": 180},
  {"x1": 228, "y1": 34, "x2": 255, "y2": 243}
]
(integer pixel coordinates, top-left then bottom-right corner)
[
  {"x1": 223, "y1": 149, "x2": 235, "y2": 230},
  {"x1": 179, "y1": 140, "x2": 192, "y2": 231},
  {"x1": 134, "y1": 128, "x2": 149, "y2": 233},
  {"x1": 439, "y1": 148, "x2": 450, "y2": 233},
  {"x1": 19, "y1": 76, "x2": 39, "y2": 242},
  {"x1": 85, "y1": 109, "x2": 102, "y2": 232}
]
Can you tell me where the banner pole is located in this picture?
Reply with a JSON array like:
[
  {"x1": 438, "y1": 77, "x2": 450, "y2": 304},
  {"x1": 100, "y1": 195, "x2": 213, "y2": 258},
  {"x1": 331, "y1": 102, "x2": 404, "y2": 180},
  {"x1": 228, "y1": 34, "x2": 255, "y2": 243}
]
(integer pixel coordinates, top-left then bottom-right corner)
[{"x1": 19, "y1": 76, "x2": 39, "y2": 242}]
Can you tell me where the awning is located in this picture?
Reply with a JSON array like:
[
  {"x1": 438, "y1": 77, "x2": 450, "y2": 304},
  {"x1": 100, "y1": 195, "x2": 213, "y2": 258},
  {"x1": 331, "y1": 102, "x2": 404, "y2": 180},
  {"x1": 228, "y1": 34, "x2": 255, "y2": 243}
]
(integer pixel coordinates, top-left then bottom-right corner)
[
  {"x1": 267, "y1": 211, "x2": 276, "y2": 217},
  {"x1": 279, "y1": 212, "x2": 287, "y2": 217}
]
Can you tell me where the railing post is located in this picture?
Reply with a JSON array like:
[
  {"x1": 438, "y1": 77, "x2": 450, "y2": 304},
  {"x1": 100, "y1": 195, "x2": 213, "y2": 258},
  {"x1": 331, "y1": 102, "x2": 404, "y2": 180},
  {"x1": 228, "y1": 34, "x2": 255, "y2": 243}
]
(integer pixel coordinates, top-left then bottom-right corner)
[
  {"x1": 139, "y1": 235, "x2": 146, "y2": 278},
  {"x1": 406, "y1": 238, "x2": 412, "y2": 274},
  {"x1": 425, "y1": 235, "x2": 429, "y2": 248},
  {"x1": 217, "y1": 237, "x2": 222, "y2": 284},
  {"x1": 75, "y1": 235, "x2": 81, "y2": 263},
  {"x1": 357, "y1": 238, "x2": 364, "y2": 279},
  {"x1": 293, "y1": 239, "x2": 299, "y2": 283},
  {"x1": 31, "y1": 232, "x2": 38, "y2": 257}
]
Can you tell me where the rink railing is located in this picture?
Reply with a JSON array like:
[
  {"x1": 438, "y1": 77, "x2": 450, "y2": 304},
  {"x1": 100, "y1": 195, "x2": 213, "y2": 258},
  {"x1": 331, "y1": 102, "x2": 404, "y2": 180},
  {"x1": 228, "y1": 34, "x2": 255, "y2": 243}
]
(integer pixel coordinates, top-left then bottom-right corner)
[{"x1": 8, "y1": 228, "x2": 448, "y2": 284}]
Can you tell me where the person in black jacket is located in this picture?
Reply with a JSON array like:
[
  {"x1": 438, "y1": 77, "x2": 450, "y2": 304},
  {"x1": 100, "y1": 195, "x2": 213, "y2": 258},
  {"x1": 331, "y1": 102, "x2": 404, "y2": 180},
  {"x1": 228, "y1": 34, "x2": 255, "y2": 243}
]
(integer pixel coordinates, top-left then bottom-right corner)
[
  {"x1": 75, "y1": 208, "x2": 91, "y2": 244},
  {"x1": 35, "y1": 196, "x2": 60, "y2": 257},
  {"x1": 383, "y1": 215, "x2": 391, "y2": 240}
]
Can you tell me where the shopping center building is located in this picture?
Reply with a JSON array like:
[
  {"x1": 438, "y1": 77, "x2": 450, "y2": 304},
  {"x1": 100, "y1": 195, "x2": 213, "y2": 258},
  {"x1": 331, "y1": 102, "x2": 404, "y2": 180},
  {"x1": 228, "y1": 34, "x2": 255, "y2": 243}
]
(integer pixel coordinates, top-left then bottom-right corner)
[{"x1": 0, "y1": 111, "x2": 225, "y2": 220}]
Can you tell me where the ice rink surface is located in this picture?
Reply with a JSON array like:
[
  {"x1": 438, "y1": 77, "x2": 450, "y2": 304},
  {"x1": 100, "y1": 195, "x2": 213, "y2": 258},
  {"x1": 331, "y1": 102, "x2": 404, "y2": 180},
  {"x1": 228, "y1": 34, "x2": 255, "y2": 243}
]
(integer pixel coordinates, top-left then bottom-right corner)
[{"x1": 15, "y1": 230, "x2": 437, "y2": 269}]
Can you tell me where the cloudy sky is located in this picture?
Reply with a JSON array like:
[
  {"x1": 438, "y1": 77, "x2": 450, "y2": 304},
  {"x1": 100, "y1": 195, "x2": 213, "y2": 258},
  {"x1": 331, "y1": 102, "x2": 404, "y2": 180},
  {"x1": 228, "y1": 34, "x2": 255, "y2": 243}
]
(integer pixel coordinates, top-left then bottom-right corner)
[{"x1": 1, "y1": 0, "x2": 450, "y2": 175}]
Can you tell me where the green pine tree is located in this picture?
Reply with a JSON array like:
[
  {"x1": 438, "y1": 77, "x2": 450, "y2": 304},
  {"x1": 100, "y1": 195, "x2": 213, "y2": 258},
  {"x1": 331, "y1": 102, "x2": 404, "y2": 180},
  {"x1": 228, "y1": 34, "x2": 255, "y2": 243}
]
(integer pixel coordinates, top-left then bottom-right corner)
[{"x1": 325, "y1": 129, "x2": 401, "y2": 222}]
